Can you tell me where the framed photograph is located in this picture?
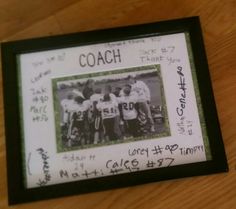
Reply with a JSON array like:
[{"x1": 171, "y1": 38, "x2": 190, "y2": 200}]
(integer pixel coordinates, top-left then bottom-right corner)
[{"x1": 1, "y1": 16, "x2": 228, "y2": 205}]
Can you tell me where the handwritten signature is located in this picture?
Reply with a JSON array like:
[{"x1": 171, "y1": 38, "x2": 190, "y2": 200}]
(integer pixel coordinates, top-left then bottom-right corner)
[
  {"x1": 36, "y1": 148, "x2": 51, "y2": 186},
  {"x1": 176, "y1": 66, "x2": 187, "y2": 117}
]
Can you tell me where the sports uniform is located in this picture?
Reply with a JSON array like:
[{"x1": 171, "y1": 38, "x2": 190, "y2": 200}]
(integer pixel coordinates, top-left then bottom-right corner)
[
  {"x1": 60, "y1": 98, "x2": 75, "y2": 125},
  {"x1": 130, "y1": 80, "x2": 155, "y2": 132},
  {"x1": 68, "y1": 101, "x2": 90, "y2": 140},
  {"x1": 118, "y1": 92, "x2": 140, "y2": 137},
  {"x1": 90, "y1": 93, "x2": 103, "y2": 122},
  {"x1": 97, "y1": 99, "x2": 118, "y2": 141},
  {"x1": 131, "y1": 80, "x2": 150, "y2": 102}
]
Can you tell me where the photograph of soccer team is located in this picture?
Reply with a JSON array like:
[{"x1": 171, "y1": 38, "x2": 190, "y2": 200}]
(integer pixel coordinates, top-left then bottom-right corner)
[{"x1": 52, "y1": 65, "x2": 170, "y2": 152}]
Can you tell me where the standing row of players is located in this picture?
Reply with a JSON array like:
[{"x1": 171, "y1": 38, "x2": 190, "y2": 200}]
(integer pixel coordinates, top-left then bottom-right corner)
[{"x1": 60, "y1": 76, "x2": 155, "y2": 146}]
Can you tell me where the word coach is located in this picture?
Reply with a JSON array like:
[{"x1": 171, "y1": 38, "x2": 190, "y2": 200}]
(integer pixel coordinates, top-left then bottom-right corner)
[{"x1": 79, "y1": 49, "x2": 121, "y2": 67}]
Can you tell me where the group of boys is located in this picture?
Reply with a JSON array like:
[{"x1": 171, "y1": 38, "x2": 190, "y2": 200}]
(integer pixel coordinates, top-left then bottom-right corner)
[{"x1": 60, "y1": 76, "x2": 155, "y2": 147}]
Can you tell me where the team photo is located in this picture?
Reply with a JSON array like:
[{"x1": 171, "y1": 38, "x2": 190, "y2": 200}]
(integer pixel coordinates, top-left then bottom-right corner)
[{"x1": 52, "y1": 65, "x2": 170, "y2": 152}]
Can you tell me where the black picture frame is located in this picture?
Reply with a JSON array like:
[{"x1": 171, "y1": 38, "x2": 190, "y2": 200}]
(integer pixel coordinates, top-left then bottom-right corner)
[{"x1": 1, "y1": 16, "x2": 228, "y2": 205}]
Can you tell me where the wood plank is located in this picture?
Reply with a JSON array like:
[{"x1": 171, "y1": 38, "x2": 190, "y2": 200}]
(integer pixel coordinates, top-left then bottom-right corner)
[
  {"x1": 54, "y1": 0, "x2": 150, "y2": 32},
  {"x1": 0, "y1": 0, "x2": 236, "y2": 208},
  {"x1": 5, "y1": 15, "x2": 63, "y2": 41},
  {"x1": 0, "y1": 0, "x2": 79, "y2": 40}
]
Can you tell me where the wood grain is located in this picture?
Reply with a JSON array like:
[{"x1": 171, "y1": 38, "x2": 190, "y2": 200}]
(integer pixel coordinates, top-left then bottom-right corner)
[{"x1": 0, "y1": 0, "x2": 236, "y2": 208}]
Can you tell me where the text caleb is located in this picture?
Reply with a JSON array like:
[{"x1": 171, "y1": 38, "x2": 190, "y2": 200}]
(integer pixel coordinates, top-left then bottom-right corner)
[{"x1": 79, "y1": 49, "x2": 121, "y2": 67}]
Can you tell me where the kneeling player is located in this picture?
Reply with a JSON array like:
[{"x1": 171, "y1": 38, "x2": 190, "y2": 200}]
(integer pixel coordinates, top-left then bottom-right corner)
[
  {"x1": 97, "y1": 94, "x2": 118, "y2": 141},
  {"x1": 118, "y1": 84, "x2": 141, "y2": 138}
]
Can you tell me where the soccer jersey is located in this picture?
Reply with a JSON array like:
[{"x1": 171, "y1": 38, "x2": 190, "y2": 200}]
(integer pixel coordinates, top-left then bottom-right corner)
[
  {"x1": 131, "y1": 80, "x2": 150, "y2": 102},
  {"x1": 70, "y1": 101, "x2": 90, "y2": 121},
  {"x1": 96, "y1": 100, "x2": 118, "y2": 119},
  {"x1": 118, "y1": 93, "x2": 138, "y2": 120}
]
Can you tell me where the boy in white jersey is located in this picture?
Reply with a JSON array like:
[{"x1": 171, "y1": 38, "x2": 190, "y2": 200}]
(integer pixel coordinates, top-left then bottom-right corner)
[
  {"x1": 60, "y1": 92, "x2": 75, "y2": 146},
  {"x1": 60, "y1": 93, "x2": 75, "y2": 126},
  {"x1": 118, "y1": 84, "x2": 141, "y2": 137},
  {"x1": 104, "y1": 85, "x2": 122, "y2": 139},
  {"x1": 128, "y1": 75, "x2": 155, "y2": 132},
  {"x1": 97, "y1": 94, "x2": 118, "y2": 141}
]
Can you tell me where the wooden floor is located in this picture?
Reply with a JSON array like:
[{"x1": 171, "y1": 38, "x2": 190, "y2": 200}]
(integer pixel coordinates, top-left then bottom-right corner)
[{"x1": 0, "y1": 0, "x2": 236, "y2": 208}]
